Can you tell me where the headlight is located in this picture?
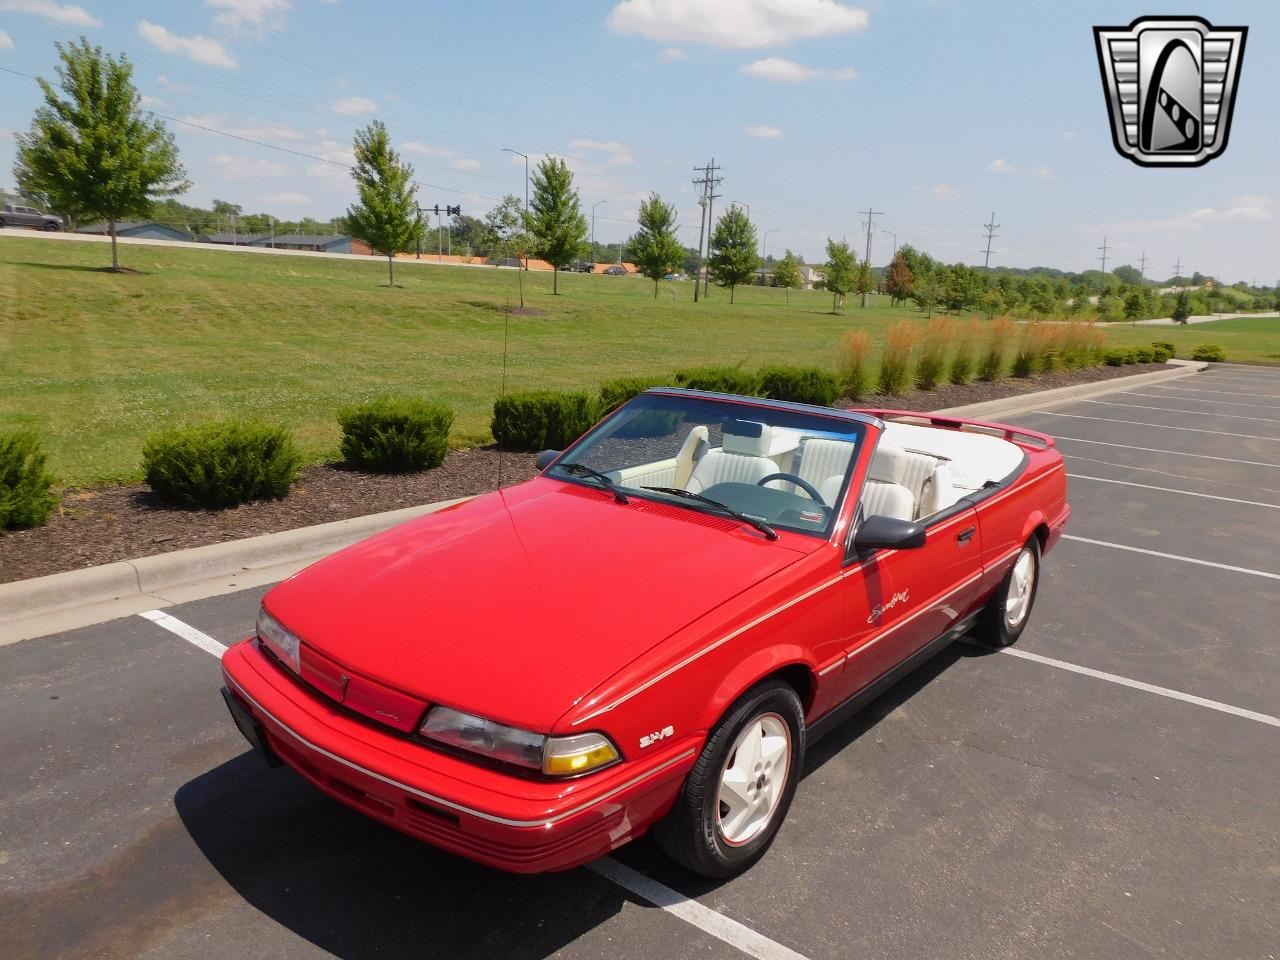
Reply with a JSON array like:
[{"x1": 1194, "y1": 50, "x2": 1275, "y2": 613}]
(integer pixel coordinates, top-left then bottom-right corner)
[
  {"x1": 257, "y1": 606, "x2": 300, "y2": 673},
  {"x1": 418, "y1": 706, "x2": 620, "y2": 776}
]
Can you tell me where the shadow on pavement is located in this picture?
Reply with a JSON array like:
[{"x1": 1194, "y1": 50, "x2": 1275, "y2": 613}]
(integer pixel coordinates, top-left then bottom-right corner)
[{"x1": 175, "y1": 752, "x2": 627, "y2": 960}]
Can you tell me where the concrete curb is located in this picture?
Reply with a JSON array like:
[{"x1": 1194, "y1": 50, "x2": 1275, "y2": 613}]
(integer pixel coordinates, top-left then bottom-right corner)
[
  {"x1": 934, "y1": 359, "x2": 1207, "y2": 421},
  {"x1": 0, "y1": 361, "x2": 1212, "y2": 645},
  {"x1": 0, "y1": 499, "x2": 466, "y2": 645}
]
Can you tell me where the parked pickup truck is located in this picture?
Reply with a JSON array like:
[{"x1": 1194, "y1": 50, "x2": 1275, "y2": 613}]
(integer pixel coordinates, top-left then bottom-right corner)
[{"x1": 0, "y1": 204, "x2": 64, "y2": 231}]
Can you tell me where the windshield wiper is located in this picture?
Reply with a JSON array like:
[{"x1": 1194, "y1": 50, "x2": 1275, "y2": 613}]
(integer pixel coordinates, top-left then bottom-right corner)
[
  {"x1": 552, "y1": 461, "x2": 630, "y2": 503},
  {"x1": 643, "y1": 487, "x2": 778, "y2": 540}
]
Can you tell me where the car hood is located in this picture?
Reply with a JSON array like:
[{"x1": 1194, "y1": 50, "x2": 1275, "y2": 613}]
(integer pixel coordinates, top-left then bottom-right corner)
[{"x1": 264, "y1": 479, "x2": 816, "y2": 731}]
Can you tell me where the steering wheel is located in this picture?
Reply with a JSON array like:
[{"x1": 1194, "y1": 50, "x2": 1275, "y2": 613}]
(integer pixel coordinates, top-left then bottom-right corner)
[{"x1": 756, "y1": 472, "x2": 827, "y2": 506}]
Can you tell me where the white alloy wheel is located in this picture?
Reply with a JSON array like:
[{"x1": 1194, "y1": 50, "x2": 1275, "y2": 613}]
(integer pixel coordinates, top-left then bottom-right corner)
[
  {"x1": 1005, "y1": 547, "x2": 1036, "y2": 628},
  {"x1": 716, "y1": 712, "x2": 792, "y2": 846}
]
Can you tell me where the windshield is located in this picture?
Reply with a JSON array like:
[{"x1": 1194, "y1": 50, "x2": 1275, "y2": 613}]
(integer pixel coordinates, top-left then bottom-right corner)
[{"x1": 553, "y1": 392, "x2": 866, "y2": 539}]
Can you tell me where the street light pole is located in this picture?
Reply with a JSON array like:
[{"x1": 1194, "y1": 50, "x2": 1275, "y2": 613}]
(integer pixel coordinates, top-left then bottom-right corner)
[
  {"x1": 885, "y1": 231, "x2": 898, "y2": 259},
  {"x1": 761, "y1": 228, "x2": 777, "y2": 282},
  {"x1": 730, "y1": 200, "x2": 750, "y2": 219},
  {"x1": 503, "y1": 147, "x2": 529, "y2": 269},
  {"x1": 592, "y1": 200, "x2": 606, "y2": 268}
]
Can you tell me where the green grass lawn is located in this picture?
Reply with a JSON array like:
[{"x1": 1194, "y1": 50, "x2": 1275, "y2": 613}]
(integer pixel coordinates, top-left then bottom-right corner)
[
  {"x1": 1103, "y1": 315, "x2": 1280, "y2": 364},
  {"x1": 3, "y1": 236, "x2": 1277, "y2": 485}
]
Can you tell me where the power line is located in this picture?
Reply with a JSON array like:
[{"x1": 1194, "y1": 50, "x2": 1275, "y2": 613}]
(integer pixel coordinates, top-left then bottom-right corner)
[
  {"x1": 981, "y1": 211, "x2": 1000, "y2": 270},
  {"x1": 858, "y1": 206, "x2": 883, "y2": 307}
]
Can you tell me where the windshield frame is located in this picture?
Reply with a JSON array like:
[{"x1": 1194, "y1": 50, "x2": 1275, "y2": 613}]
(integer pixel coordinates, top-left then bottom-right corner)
[{"x1": 546, "y1": 389, "x2": 880, "y2": 542}]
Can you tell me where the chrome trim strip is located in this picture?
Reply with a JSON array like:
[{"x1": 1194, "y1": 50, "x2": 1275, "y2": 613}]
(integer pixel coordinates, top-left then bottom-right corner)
[
  {"x1": 225, "y1": 673, "x2": 695, "y2": 829},
  {"x1": 572, "y1": 572, "x2": 847, "y2": 725}
]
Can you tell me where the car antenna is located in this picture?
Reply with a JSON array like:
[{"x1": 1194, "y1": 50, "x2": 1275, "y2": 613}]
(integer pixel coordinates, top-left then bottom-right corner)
[{"x1": 496, "y1": 297, "x2": 510, "y2": 489}]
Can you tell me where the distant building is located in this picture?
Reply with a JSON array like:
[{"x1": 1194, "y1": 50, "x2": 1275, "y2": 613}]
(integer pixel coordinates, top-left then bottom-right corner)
[
  {"x1": 797, "y1": 264, "x2": 824, "y2": 290},
  {"x1": 260, "y1": 234, "x2": 371, "y2": 255},
  {"x1": 203, "y1": 232, "x2": 271, "y2": 246},
  {"x1": 77, "y1": 222, "x2": 198, "y2": 242}
]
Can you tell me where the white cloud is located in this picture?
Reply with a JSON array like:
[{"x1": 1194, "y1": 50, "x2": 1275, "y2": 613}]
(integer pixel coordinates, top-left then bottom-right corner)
[
  {"x1": 139, "y1": 94, "x2": 166, "y2": 108},
  {"x1": 743, "y1": 124, "x2": 783, "y2": 139},
  {"x1": 211, "y1": 153, "x2": 287, "y2": 178},
  {"x1": 179, "y1": 112, "x2": 309, "y2": 143},
  {"x1": 138, "y1": 21, "x2": 237, "y2": 69},
  {"x1": 660, "y1": 46, "x2": 686, "y2": 61},
  {"x1": 932, "y1": 183, "x2": 958, "y2": 199},
  {"x1": 450, "y1": 157, "x2": 481, "y2": 172},
  {"x1": 0, "y1": 30, "x2": 13, "y2": 49},
  {"x1": 0, "y1": 127, "x2": 13, "y2": 141},
  {"x1": 403, "y1": 141, "x2": 453, "y2": 158},
  {"x1": 570, "y1": 138, "x2": 634, "y2": 167},
  {"x1": 0, "y1": 0, "x2": 100, "y2": 27},
  {"x1": 740, "y1": 57, "x2": 854, "y2": 82},
  {"x1": 1060, "y1": 130, "x2": 1077, "y2": 140},
  {"x1": 1089, "y1": 196, "x2": 1274, "y2": 234},
  {"x1": 307, "y1": 162, "x2": 350, "y2": 184},
  {"x1": 1032, "y1": 164, "x2": 1056, "y2": 181},
  {"x1": 330, "y1": 95, "x2": 376, "y2": 117},
  {"x1": 207, "y1": 0, "x2": 291, "y2": 34},
  {"x1": 988, "y1": 157, "x2": 1017, "y2": 174},
  {"x1": 260, "y1": 191, "x2": 310, "y2": 204},
  {"x1": 608, "y1": 0, "x2": 869, "y2": 48}
]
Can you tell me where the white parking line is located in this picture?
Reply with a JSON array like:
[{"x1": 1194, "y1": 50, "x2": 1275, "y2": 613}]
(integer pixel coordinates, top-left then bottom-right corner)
[
  {"x1": 1062, "y1": 534, "x2": 1280, "y2": 581},
  {"x1": 1051, "y1": 435, "x2": 1280, "y2": 469},
  {"x1": 1080, "y1": 399, "x2": 1280, "y2": 425},
  {"x1": 1064, "y1": 455, "x2": 1280, "y2": 494},
  {"x1": 590, "y1": 858, "x2": 810, "y2": 960},
  {"x1": 1120, "y1": 391, "x2": 1280, "y2": 409},
  {"x1": 1032, "y1": 410, "x2": 1280, "y2": 442},
  {"x1": 1066, "y1": 473, "x2": 1280, "y2": 509},
  {"x1": 139, "y1": 609, "x2": 227, "y2": 657},
  {"x1": 1151, "y1": 385, "x2": 1280, "y2": 400},
  {"x1": 139, "y1": 610, "x2": 810, "y2": 960},
  {"x1": 967, "y1": 642, "x2": 1280, "y2": 729}
]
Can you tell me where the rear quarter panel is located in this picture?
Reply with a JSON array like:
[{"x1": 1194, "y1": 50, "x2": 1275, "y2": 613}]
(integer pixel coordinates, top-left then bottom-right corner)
[{"x1": 974, "y1": 445, "x2": 1067, "y2": 600}]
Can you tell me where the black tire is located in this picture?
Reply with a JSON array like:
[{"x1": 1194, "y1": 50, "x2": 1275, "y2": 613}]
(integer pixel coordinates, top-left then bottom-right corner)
[
  {"x1": 43, "y1": 221, "x2": 60, "y2": 231},
  {"x1": 975, "y1": 536, "x2": 1041, "y2": 647},
  {"x1": 0, "y1": 218, "x2": 7, "y2": 228},
  {"x1": 653, "y1": 679, "x2": 804, "y2": 879}
]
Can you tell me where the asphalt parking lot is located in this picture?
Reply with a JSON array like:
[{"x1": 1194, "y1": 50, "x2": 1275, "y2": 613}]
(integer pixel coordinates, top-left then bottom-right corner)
[{"x1": 2, "y1": 364, "x2": 1277, "y2": 960}]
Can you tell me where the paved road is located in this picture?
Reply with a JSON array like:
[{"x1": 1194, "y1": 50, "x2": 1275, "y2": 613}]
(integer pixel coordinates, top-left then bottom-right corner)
[
  {"x1": 1133, "y1": 311, "x2": 1279, "y2": 326},
  {"x1": 1, "y1": 365, "x2": 1277, "y2": 960}
]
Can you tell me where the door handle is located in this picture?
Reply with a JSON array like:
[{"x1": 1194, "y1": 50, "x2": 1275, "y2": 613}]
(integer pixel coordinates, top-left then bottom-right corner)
[{"x1": 957, "y1": 526, "x2": 976, "y2": 543}]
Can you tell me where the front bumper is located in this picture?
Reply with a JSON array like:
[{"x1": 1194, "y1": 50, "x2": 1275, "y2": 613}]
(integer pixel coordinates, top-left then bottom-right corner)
[{"x1": 220, "y1": 638, "x2": 695, "y2": 873}]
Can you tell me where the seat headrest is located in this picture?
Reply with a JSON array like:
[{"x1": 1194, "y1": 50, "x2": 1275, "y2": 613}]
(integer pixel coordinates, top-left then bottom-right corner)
[
  {"x1": 722, "y1": 420, "x2": 772, "y2": 457},
  {"x1": 868, "y1": 443, "x2": 907, "y2": 484}
]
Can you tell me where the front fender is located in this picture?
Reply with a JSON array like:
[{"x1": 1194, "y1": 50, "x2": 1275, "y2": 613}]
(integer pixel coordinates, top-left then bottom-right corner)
[{"x1": 699, "y1": 644, "x2": 815, "y2": 732}]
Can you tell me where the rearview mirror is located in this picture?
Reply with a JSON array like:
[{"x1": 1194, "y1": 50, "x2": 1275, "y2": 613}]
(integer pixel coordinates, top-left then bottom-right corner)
[
  {"x1": 853, "y1": 515, "x2": 926, "y2": 553},
  {"x1": 535, "y1": 449, "x2": 561, "y2": 471}
]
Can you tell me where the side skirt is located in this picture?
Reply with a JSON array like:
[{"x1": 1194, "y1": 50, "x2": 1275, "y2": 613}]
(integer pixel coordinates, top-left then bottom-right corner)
[{"x1": 807, "y1": 612, "x2": 979, "y2": 743}]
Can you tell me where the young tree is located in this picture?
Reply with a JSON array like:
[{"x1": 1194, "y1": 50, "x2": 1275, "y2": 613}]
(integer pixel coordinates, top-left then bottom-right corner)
[
  {"x1": 855, "y1": 259, "x2": 875, "y2": 304},
  {"x1": 885, "y1": 252, "x2": 914, "y2": 306},
  {"x1": 1171, "y1": 289, "x2": 1192, "y2": 324},
  {"x1": 629, "y1": 193, "x2": 683, "y2": 299},
  {"x1": 823, "y1": 238, "x2": 858, "y2": 313},
  {"x1": 912, "y1": 273, "x2": 939, "y2": 317},
  {"x1": 707, "y1": 206, "x2": 759, "y2": 303},
  {"x1": 525, "y1": 157, "x2": 587, "y2": 295},
  {"x1": 1123, "y1": 288, "x2": 1146, "y2": 323},
  {"x1": 773, "y1": 249, "x2": 803, "y2": 305},
  {"x1": 345, "y1": 120, "x2": 423, "y2": 287},
  {"x1": 14, "y1": 38, "x2": 189, "y2": 271},
  {"x1": 486, "y1": 194, "x2": 532, "y2": 308}
]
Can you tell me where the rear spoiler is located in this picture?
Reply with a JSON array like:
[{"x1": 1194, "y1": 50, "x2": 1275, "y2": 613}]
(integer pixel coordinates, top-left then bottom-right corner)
[{"x1": 851, "y1": 408, "x2": 1056, "y2": 449}]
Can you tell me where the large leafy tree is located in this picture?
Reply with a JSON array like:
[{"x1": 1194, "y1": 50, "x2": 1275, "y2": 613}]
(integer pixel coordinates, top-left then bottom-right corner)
[
  {"x1": 823, "y1": 238, "x2": 858, "y2": 313},
  {"x1": 346, "y1": 120, "x2": 424, "y2": 287},
  {"x1": 486, "y1": 194, "x2": 533, "y2": 308},
  {"x1": 773, "y1": 249, "x2": 802, "y2": 305},
  {"x1": 629, "y1": 193, "x2": 683, "y2": 299},
  {"x1": 14, "y1": 38, "x2": 189, "y2": 271},
  {"x1": 707, "y1": 206, "x2": 759, "y2": 303},
  {"x1": 525, "y1": 157, "x2": 587, "y2": 295},
  {"x1": 885, "y1": 252, "x2": 914, "y2": 306}
]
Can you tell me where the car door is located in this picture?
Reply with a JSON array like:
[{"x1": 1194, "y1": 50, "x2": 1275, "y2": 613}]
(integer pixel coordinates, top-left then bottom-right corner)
[{"x1": 833, "y1": 506, "x2": 984, "y2": 699}]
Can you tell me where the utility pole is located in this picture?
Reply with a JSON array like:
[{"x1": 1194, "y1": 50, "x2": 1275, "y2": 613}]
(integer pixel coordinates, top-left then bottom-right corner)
[
  {"x1": 1173, "y1": 256, "x2": 1183, "y2": 288},
  {"x1": 692, "y1": 157, "x2": 722, "y2": 301},
  {"x1": 1138, "y1": 250, "x2": 1148, "y2": 281},
  {"x1": 981, "y1": 212, "x2": 999, "y2": 270},
  {"x1": 859, "y1": 206, "x2": 883, "y2": 307},
  {"x1": 591, "y1": 200, "x2": 606, "y2": 267},
  {"x1": 1097, "y1": 234, "x2": 1111, "y2": 279}
]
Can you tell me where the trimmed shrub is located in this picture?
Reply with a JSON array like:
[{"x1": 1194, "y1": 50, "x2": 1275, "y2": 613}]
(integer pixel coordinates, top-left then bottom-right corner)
[
  {"x1": 1133, "y1": 346, "x2": 1155, "y2": 363},
  {"x1": 1149, "y1": 343, "x2": 1173, "y2": 362},
  {"x1": 1153, "y1": 341, "x2": 1176, "y2": 354},
  {"x1": 1192, "y1": 343, "x2": 1226, "y2": 362},
  {"x1": 758, "y1": 366, "x2": 839, "y2": 406},
  {"x1": 1103, "y1": 348, "x2": 1133, "y2": 366},
  {"x1": 877, "y1": 321, "x2": 920, "y2": 395},
  {"x1": 491, "y1": 390, "x2": 599, "y2": 451},
  {"x1": 338, "y1": 397, "x2": 453, "y2": 472},
  {"x1": 0, "y1": 431, "x2": 57, "y2": 530},
  {"x1": 598, "y1": 375, "x2": 669, "y2": 414},
  {"x1": 978, "y1": 316, "x2": 1015, "y2": 381},
  {"x1": 671, "y1": 365, "x2": 763, "y2": 397},
  {"x1": 836, "y1": 329, "x2": 874, "y2": 399},
  {"x1": 914, "y1": 315, "x2": 953, "y2": 390},
  {"x1": 142, "y1": 420, "x2": 301, "y2": 508},
  {"x1": 948, "y1": 317, "x2": 980, "y2": 385}
]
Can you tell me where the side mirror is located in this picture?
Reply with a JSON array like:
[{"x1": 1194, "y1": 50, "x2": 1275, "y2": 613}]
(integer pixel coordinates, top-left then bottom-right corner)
[
  {"x1": 535, "y1": 449, "x2": 561, "y2": 471},
  {"x1": 853, "y1": 514, "x2": 926, "y2": 553}
]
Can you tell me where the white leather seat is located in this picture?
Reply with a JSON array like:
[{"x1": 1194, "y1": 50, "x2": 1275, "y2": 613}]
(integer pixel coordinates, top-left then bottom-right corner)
[
  {"x1": 860, "y1": 444, "x2": 914, "y2": 521},
  {"x1": 674, "y1": 425, "x2": 710, "y2": 489},
  {"x1": 793, "y1": 437, "x2": 854, "y2": 506},
  {"x1": 885, "y1": 446, "x2": 954, "y2": 521},
  {"x1": 687, "y1": 421, "x2": 776, "y2": 494}
]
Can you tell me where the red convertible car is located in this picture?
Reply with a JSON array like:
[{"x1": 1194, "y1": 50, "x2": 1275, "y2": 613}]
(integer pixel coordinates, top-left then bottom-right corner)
[{"x1": 221, "y1": 389, "x2": 1068, "y2": 878}]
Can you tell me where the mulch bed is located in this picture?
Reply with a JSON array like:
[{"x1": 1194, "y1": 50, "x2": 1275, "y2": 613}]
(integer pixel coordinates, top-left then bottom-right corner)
[{"x1": 0, "y1": 363, "x2": 1166, "y2": 585}]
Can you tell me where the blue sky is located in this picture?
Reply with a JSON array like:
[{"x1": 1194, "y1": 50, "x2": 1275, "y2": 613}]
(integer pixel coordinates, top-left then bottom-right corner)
[{"x1": 1, "y1": 0, "x2": 1276, "y2": 282}]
